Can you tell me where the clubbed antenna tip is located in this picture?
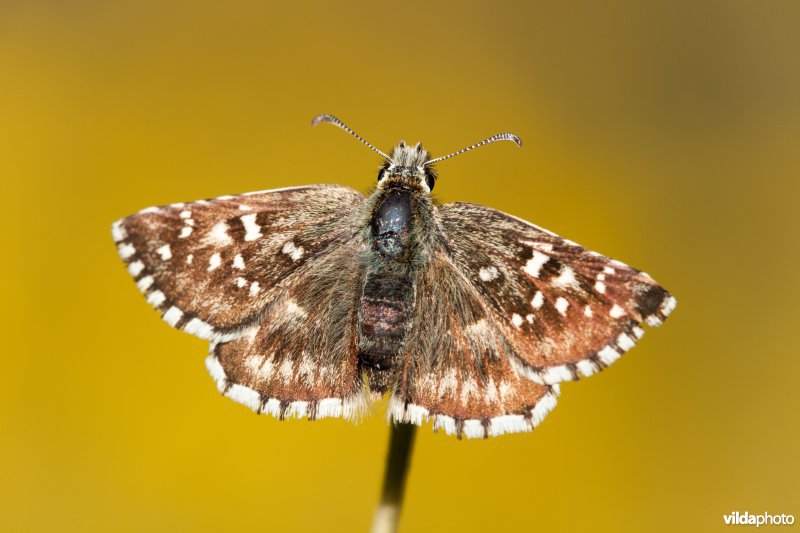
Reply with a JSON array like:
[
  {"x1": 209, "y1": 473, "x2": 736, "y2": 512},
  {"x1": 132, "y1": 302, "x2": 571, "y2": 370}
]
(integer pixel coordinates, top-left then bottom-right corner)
[
  {"x1": 311, "y1": 114, "x2": 390, "y2": 161},
  {"x1": 425, "y1": 132, "x2": 522, "y2": 166},
  {"x1": 310, "y1": 114, "x2": 335, "y2": 127}
]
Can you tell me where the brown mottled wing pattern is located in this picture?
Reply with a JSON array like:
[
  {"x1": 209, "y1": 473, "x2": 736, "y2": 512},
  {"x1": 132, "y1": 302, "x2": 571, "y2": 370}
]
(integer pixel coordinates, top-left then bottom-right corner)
[
  {"x1": 112, "y1": 185, "x2": 365, "y2": 341},
  {"x1": 388, "y1": 250, "x2": 559, "y2": 439},
  {"x1": 206, "y1": 238, "x2": 369, "y2": 421},
  {"x1": 436, "y1": 202, "x2": 676, "y2": 385}
]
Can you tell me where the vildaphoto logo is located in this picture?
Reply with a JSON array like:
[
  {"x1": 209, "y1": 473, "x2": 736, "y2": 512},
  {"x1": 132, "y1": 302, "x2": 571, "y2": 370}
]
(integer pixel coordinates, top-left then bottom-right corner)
[{"x1": 723, "y1": 512, "x2": 795, "y2": 527}]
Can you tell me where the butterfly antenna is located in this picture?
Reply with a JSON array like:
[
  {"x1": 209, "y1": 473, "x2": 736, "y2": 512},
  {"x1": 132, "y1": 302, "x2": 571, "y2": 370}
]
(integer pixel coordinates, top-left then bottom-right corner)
[
  {"x1": 311, "y1": 114, "x2": 391, "y2": 161},
  {"x1": 424, "y1": 132, "x2": 522, "y2": 166}
]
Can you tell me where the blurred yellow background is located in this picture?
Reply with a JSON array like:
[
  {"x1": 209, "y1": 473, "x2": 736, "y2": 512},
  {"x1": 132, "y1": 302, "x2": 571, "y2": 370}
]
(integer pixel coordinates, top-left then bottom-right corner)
[{"x1": 2, "y1": 1, "x2": 798, "y2": 532}]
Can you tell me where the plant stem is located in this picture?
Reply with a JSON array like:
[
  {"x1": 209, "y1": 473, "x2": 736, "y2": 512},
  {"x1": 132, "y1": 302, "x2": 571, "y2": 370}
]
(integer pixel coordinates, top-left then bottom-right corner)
[{"x1": 371, "y1": 422, "x2": 417, "y2": 533}]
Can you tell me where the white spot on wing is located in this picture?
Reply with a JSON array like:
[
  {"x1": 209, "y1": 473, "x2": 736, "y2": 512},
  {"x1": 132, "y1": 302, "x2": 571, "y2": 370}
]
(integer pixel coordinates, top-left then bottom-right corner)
[
  {"x1": 433, "y1": 415, "x2": 456, "y2": 436},
  {"x1": 245, "y1": 355, "x2": 272, "y2": 378},
  {"x1": 241, "y1": 213, "x2": 262, "y2": 241},
  {"x1": 156, "y1": 244, "x2": 172, "y2": 261},
  {"x1": 208, "y1": 221, "x2": 232, "y2": 246},
  {"x1": 163, "y1": 306, "x2": 183, "y2": 326},
  {"x1": 279, "y1": 359, "x2": 294, "y2": 381},
  {"x1": 576, "y1": 359, "x2": 597, "y2": 377},
  {"x1": 136, "y1": 275, "x2": 154, "y2": 291},
  {"x1": 498, "y1": 381, "x2": 512, "y2": 401},
  {"x1": 282, "y1": 241, "x2": 304, "y2": 261},
  {"x1": 598, "y1": 346, "x2": 620, "y2": 365},
  {"x1": 286, "y1": 401, "x2": 308, "y2": 418},
  {"x1": 286, "y1": 300, "x2": 307, "y2": 318},
  {"x1": 236, "y1": 277, "x2": 247, "y2": 288},
  {"x1": 485, "y1": 378, "x2": 498, "y2": 403},
  {"x1": 552, "y1": 266, "x2": 579, "y2": 289},
  {"x1": 205, "y1": 355, "x2": 226, "y2": 388},
  {"x1": 387, "y1": 397, "x2": 430, "y2": 425},
  {"x1": 111, "y1": 221, "x2": 127, "y2": 242},
  {"x1": 479, "y1": 266, "x2": 499, "y2": 282},
  {"x1": 179, "y1": 210, "x2": 191, "y2": 219},
  {"x1": 459, "y1": 378, "x2": 478, "y2": 405},
  {"x1": 609, "y1": 304, "x2": 626, "y2": 318},
  {"x1": 127, "y1": 260, "x2": 144, "y2": 277},
  {"x1": 594, "y1": 281, "x2": 606, "y2": 294},
  {"x1": 555, "y1": 297, "x2": 569, "y2": 315},
  {"x1": 226, "y1": 384, "x2": 261, "y2": 411},
  {"x1": 543, "y1": 365, "x2": 573, "y2": 383},
  {"x1": 511, "y1": 313, "x2": 524, "y2": 328},
  {"x1": 661, "y1": 295, "x2": 677, "y2": 316},
  {"x1": 146, "y1": 290, "x2": 166, "y2": 307},
  {"x1": 295, "y1": 355, "x2": 315, "y2": 383},
  {"x1": 317, "y1": 398, "x2": 343, "y2": 419},
  {"x1": 117, "y1": 243, "x2": 135, "y2": 259},
  {"x1": 646, "y1": 315, "x2": 663, "y2": 327},
  {"x1": 531, "y1": 386, "x2": 559, "y2": 425},
  {"x1": 437, "y1": 369, "x2": 458, "y2": 398},
  {"x1": 179, "y1": 226, "x2": 192, "y2": 238},
  {"x1": 531, "y1": 291, "x2": 544, "y2": 309},
  {"x1": 208, "y1": 252, "x2": 221, "y2": 271},
  {"x1": 617, "y1": 333, "x2": 636, "y2": 351},
  {"x1": 523, "y1": 251, "x2": 550, "y2": 279},
  {"x1": 184, "y1": 318, "x2": 215, "y2": 339},
  {"x1": 233, "y1": 254, "x2": 245, "y2": 269},
  {"x1": 463, "y1": 420, "x2": 484, "y2": 439},
  {"x1": 249, "y1": 281, "x2": 260, "y2": 296},
  {"x1": 487, "y1": 415, "x2": 530, "y2": 438}
]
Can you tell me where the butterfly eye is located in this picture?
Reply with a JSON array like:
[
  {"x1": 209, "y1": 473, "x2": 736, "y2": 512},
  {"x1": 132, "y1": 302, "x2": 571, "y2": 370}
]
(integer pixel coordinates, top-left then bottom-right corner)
[
  {"x1": 424, "y1": 169, "x2": 436, "y2": 191},
  {"x1": 377, "y1": 162, "x2": 389, "y2": 182}
]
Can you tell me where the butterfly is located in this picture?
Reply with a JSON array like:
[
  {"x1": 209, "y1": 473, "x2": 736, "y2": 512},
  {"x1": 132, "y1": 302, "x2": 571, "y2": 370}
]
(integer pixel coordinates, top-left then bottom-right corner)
[{"x1": 113, "y1": 114, "x2": 675, "y2": 439}]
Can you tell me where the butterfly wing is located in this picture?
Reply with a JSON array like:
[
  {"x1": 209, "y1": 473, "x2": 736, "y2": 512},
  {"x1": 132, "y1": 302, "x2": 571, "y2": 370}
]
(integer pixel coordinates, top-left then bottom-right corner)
[
  {"x1": 388, "y1": 250, "x2": 559, "y2": 439},
  {"x1": 112, "y1": 185, "x2": 365, "y2": 341},
  {"x1": 436, "y1": 202, "x2": 676, "y2": 384},
  {"x1": 207, "y1": 237, "x2": 370, "y2": 421}
]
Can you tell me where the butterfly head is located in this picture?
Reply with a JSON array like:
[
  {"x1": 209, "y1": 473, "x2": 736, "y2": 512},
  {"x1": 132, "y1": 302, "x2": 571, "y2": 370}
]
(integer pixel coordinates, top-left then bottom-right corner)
[
  {"x1": 311, "y1": 114, "x2": 522, "y2": 194},
  {"x1": 378, "y1": 141, "x2": 437, "y2": 193}
]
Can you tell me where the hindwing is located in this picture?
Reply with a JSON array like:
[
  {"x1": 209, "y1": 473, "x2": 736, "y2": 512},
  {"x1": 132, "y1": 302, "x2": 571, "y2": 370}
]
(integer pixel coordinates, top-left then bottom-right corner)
[
  {"x1": 388, "y1": 250, "x2": 560, "y2": 439},
  {"x1": 207, "y1": 238, "x2": 370, "y2": 421}
]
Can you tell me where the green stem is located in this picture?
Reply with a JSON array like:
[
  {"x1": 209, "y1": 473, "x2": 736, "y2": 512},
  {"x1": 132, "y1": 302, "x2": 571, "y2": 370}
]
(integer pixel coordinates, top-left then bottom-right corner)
[{"x1": 371, "y1": 423, "x2": 417, "y2": 533}]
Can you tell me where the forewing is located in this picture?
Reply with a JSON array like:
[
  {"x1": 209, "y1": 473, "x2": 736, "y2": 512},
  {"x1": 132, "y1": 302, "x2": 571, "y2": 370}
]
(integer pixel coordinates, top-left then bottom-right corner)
[
  {"x1": 206, "y1": 237, "x2": 370, "y2": 421},
  {"x1": 112, "y1": 185, "x2": 365, "y2": 340},
  {"x1": 388, "y1": 251, "x2": 559, "y2": 439},
  {"x1": 437, "y1": 202, "x2": 676, "y2": 384}
]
